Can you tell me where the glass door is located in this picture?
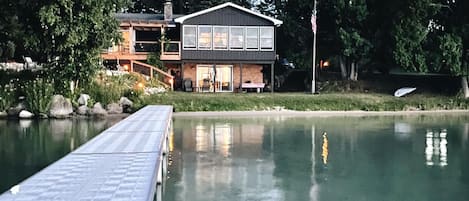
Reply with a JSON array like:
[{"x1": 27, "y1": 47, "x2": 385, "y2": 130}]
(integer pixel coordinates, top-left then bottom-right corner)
[
  {"x1": 196, "y1": 65, "x2": 233, "y2": 92},
  {"x1": 215, "y1": 65, "x2": 232, "y2": 92},
  {"x1": 196, "y1": 65, "x2": 213, "y2": 92}
]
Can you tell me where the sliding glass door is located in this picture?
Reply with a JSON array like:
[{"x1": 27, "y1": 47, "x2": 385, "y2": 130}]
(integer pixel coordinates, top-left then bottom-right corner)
[{"x1": 196, "y1": 65, "x2": 233, "y2": 92}]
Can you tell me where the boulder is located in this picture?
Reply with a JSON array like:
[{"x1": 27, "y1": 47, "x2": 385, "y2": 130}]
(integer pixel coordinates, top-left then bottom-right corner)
[
  {"x1": 19, "y1": 110, "x2": 34, "y2": 118},
  {"x1": 119, "y1": 97, "x2": 133, "y2": 113},
  {"x1": 119, "y1": 97, "x2": 133, "y2": 107},
  {"x1": 77, "y1": 94, "x2": 90, "y2": 106},
  {"x1": 49, "y1": 95, "x2": 73, "y2": 118},
  {"x1": 106, "y1": 103, "x2": 123, "y2": 114},
  {"x1": 77, "y1": 105, "x2": 89, "y2": 115},
  {"x1": 91, "y1": 103, "x2": 107, "y2": 117}
]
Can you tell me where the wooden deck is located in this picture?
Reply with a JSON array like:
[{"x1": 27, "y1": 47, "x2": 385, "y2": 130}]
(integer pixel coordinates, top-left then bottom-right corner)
[{"x1": 0, "y1": 105, "x2": 172, "y2": 201}]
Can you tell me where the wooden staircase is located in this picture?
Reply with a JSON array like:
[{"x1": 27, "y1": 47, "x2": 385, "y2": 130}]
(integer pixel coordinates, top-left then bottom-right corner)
[{"x1": 130, "y1": 60, "x2": 174, "y2": 90}]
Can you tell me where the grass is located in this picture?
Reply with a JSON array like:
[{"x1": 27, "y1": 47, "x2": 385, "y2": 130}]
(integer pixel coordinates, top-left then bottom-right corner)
[{"x1": 134, "y1": 92, "x2": 469, "y2": 112}]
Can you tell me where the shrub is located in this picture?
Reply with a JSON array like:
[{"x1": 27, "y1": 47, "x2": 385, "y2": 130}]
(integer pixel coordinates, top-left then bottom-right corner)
[
  {"x1": 86, "y1": 80, "x2": 122, "y2": 106},
  {"x1": 0, "y1": 81, "x2": 16, "y2": 111},
  {"x1": 23, "y1": 78, "x2": 55, "y2": 115}
]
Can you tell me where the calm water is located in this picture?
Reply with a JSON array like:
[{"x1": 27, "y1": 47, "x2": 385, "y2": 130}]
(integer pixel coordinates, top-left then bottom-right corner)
[
  {"x1": 0, "y1": 118, "x2": 121, "y2": 193},
  {"x1": 165, "y1": 115, "x2": 469, "y2": 201}
]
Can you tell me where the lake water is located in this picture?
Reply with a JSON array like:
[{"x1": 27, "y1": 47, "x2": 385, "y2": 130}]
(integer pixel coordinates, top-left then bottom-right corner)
[
  {"x1": 165, "y1": 114, "x2": 469, "y2": 201},
  {"x1": 0, "y1": 118, "x2": 122, "y2": 193}
]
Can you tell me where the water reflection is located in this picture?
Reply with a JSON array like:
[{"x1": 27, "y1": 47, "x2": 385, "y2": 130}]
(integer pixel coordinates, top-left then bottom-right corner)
[
  {"x1": 0, "y1": 118, "x2": 121, "y2": 193},
  {"x1": 425, "y1": 129, "x2": 448, "y2": 167},
  {"x1": 321, "y1": 132, "x2": 328, "y2": 165},
  {"x1": 166, "y1": 115, "x2": 469, "y2": 201}
]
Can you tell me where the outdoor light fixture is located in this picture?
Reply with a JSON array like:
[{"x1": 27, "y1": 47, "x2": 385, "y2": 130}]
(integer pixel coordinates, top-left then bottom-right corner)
[
  {"x1": 323, "y1": 61, "x2": 330, "y2": 67},
  {"x1": 123, "y1": 64, "x2": 129, "y2": 71},
  {"x1": 320, "y1": 60, "x2": 330, "y2": 69}
]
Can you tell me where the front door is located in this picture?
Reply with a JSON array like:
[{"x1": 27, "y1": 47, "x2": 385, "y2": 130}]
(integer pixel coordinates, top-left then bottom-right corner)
[{"x1": 196, "y1": 65, "x2": 233, "y2": 92}]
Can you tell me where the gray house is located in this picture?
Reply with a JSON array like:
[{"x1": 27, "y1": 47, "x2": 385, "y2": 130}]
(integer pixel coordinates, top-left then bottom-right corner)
[{"x1": 171, "y1": 2, "x2": 282, "y2": 92}]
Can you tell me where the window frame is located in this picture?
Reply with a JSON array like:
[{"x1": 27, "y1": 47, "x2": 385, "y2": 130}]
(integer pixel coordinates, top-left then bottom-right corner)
[
  {"x1": 198, "y1": 25, "x2": 213, "y2": 50},
  {"x1": 212, "y1": 26, "x2": 229, "y2": 50},
  {"x1": 259, "y1": 26, "x2": 274, "y2": 51},
  {"x1": 229, "y1": 26, "x2": 245, "y2": 51},
  {"x1": 245, "y1": 26, "x2": 259, "y2": 51},
  {"x1": 182, "y1": 25, "x2": 197, "y2": 50}
]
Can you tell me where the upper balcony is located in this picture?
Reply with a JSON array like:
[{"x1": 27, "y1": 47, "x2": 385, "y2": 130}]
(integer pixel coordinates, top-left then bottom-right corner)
[{"x1": 102, "y1": 41, "x2": 181, "y2": 61}]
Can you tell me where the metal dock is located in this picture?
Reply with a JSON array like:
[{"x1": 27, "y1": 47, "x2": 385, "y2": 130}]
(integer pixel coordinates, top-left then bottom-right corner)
[{"x1": 0, "y1": 105, "x2": 172, "y2": 201}]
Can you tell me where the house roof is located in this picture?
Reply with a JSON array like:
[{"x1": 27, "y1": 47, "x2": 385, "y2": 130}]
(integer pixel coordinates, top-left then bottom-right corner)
[
  {"x1": 114, "y1": 13, "x2": 184, "y2": 23},
  {"x1": 115, "y1": 13, "x2": 165, "y2": 21},
  {"x1": 174, "y1": 2, "x2": 283, "y2": 26}
]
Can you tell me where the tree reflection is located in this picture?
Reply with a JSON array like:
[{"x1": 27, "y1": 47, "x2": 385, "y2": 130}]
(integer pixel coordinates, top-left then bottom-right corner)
[
  {"x1": 271, "y1": 122, "x2": 312, "y2": 201},
  {"x1": 0, "y1": 119, "x2": 117, "y2": 193}
]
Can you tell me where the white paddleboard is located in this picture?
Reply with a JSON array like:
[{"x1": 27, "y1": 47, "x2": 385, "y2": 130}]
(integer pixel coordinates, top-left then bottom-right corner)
[{"x1": 394, "y1": 87, "x2": 417, "y2": 97}]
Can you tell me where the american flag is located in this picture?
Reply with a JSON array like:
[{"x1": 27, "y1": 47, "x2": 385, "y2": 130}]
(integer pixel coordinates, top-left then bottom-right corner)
[{"x1": 311, "y1": 12, "x2": 317, "y2": 34}]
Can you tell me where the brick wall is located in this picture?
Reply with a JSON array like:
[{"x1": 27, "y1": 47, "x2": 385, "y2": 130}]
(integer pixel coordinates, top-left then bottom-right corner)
[{"x1": 182, "y1": 63, "x2": 263, "y2": 91}]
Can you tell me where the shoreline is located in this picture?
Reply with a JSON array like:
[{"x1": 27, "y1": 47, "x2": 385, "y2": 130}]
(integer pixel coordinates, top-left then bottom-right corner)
[{"x1": 174, "y1": 109, "x2": 469, "y2": 117}]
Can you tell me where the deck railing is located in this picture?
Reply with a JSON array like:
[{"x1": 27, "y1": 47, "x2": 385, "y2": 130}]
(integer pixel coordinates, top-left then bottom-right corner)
[
  {"x1": 160, "y1": 41, "x2": 181, "y2": 60},
  {"x1": 131, "y1": 60, "x2": 174, "y2": 90},
  {"x1": 134, "y1": 41, "x2": 160, "y2": 53}
]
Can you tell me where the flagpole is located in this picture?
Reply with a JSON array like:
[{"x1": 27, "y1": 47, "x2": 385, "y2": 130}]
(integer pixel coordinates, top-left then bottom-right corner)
[{"x1": 311, "y1": 0, "x2": 317, "y2": 94}]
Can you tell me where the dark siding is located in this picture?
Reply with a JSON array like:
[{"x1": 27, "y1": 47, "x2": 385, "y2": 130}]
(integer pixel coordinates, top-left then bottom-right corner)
[
  {"x1": 181, "y1": 50, "x2": 275, "y2": 62},
  {"x1": 181, "y1": 6, "x2": 278, "y2": 62},
  {"x1": 185, "y1": 7, "x2": 273, "y2": 26}
]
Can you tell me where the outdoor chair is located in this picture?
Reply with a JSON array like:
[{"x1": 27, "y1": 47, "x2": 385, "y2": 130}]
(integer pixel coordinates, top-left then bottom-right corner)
[
  {"x1": 184, "y1": 79, "x2": 193, "y2": 92},
  {"x1": 201, "y1": 79, "x2": 211, "y2": 92}
]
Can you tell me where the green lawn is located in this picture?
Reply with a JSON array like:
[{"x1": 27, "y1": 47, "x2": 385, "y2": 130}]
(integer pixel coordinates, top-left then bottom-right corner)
[{"x1": 135, "y1": 92, "x2": 469, "y2": 112}]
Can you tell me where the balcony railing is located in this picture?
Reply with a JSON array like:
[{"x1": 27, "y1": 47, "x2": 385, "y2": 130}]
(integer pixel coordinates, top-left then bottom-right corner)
[
  {"x1": 134, "y1": 41, "x2": 160, "y2": 53},
  {"x1": 102, "y1": 41, "x2": 181, "y2": 61},
  {"x1": 160, "y1": 41, "x2": 181, "y2": 60}
]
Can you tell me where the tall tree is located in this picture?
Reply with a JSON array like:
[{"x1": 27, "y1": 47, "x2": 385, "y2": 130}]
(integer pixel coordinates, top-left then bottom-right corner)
[
  {"x1": 128, "y1": 0, "x2": 252, "y2": 14},
  {"x1": 430, "y1": 0, "x2": 469, "y2": 97},
  {"x1": 0, "y1": 1, "x2": 20, "y2": 61},
  {"x1": 365, "y1": 0, "x2": 402, "y2": 73},
  {"x1": 325, "y1": 0, "x2": 371, "y2": 81},
  {"x1": 391, "y1": 0, "x2": 436, "y2": 73},
  {"x1": 35, "y1": 0, "x2": 129, "y2": 92},
  {"x1": 391, "y1": 0, "x2": 469, "y2": 97},
  {"x1": 257, "y1": 0, "x2": 313, "y2": 69}
]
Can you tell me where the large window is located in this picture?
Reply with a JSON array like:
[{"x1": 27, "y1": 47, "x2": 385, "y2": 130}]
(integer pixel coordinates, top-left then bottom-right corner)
[
  {"x1": 245, "y1": 27, "x2": 259, "y2": 50},
  {"x1": 183, "y1": 25, "x2": 197, "y2": 49},
  {"x1": 260, "y1": 27, "x2": 274, "y2": 50},
  {"x1": 229, "y1": 27, "x2": 244, "y2": 50},
  {"x1": 183, "y1": 25, "x2": 274, "y2": 51},
  {"x1": 198, "y1": 26, "x2": 212, "y2": 50},
  {"x1": 213, "y1": 26, "x2": 229, "y2": 50}
]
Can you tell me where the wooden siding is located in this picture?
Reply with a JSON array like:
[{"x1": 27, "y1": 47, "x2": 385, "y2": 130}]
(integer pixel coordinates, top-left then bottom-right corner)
[{"x1": 184, "y1": 7, "x2": 273, "y2": 26}]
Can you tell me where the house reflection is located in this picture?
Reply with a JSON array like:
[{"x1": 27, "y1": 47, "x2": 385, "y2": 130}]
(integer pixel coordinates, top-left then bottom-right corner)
[
  {"x1": 177, "y1": 120, "x2": 279, "y2": 200},
  {"x1": 425, "y1": 129, "x2": 448, "y2": 167},
  {"x1": 195, "y1": 124, "x2": 232, "y2": 157}
]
